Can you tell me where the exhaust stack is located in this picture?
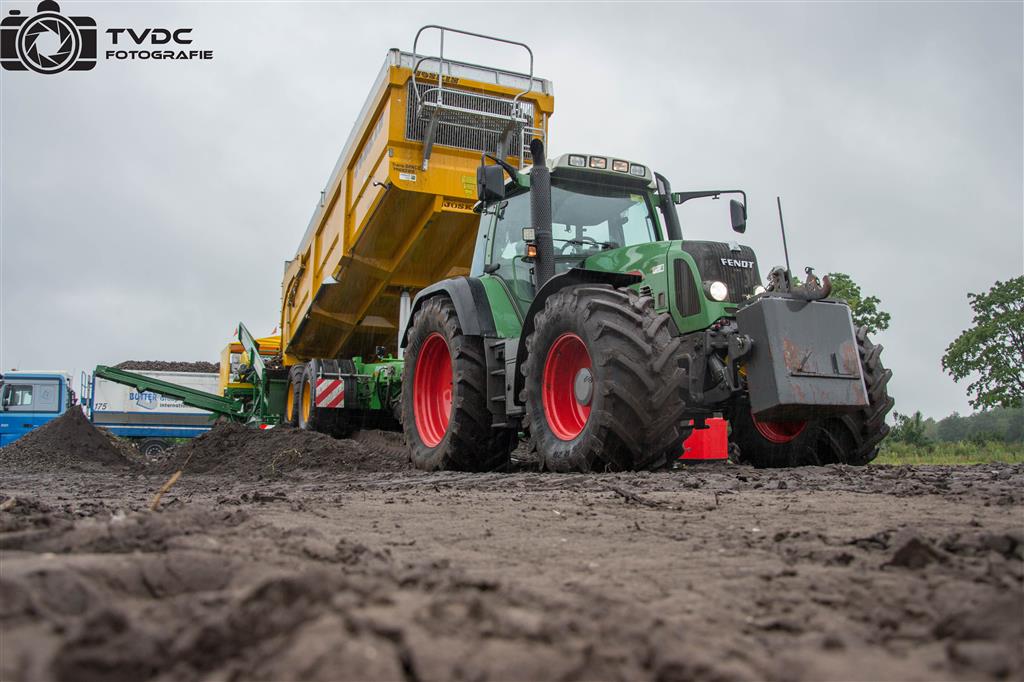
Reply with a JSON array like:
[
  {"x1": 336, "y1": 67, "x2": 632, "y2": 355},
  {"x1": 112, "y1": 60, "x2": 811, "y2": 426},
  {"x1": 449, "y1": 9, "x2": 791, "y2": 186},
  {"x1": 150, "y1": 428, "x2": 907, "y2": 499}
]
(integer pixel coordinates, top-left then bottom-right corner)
[{"x1": 529, "y1": 138, "x2": 555, "y2": 288}]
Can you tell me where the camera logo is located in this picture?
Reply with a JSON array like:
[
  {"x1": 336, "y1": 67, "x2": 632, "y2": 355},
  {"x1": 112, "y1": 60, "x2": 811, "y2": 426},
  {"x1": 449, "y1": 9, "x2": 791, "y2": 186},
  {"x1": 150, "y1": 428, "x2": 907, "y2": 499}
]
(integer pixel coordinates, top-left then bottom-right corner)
[{"x1": 1, "y1": 1, "x2": 96, "y2": 74}]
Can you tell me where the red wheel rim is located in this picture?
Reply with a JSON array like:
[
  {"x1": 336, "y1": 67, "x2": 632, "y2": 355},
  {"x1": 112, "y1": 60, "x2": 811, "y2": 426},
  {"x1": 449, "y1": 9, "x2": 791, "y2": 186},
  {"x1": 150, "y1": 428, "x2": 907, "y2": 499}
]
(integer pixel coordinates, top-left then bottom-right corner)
[
  {"x1": 413, "y1": 333, "x2": 452, "y2": 447},
  {"x1": 752, "y1": 412, "x2": 807, "y2": 444},
  {"x1": 542, "y1": 333, "x2": 593, "y2": 441}
]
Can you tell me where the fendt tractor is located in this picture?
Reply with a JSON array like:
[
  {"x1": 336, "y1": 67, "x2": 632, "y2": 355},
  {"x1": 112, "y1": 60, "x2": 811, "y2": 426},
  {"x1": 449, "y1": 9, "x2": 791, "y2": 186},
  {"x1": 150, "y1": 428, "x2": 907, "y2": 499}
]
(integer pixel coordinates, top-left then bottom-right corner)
[
  {"x1": 92, "y1": 26, "x2": 893, "y2": 471},
  {"x1": 276, "y1": 25, "x2": 893, "y2": 471}
]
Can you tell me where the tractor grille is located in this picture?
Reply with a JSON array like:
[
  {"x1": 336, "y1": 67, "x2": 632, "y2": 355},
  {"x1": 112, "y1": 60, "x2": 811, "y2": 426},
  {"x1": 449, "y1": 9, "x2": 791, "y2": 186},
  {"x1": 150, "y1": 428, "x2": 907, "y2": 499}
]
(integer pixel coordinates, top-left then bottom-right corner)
[
  {"x1": 679, "y1": 241, "x2": 761, "y2": 305},
  {"x1": 673, "y1": 259, "x2": 702, "y2": 317},
  {"x1": 406, "y1": 82, "x2": 537, "y2": 161}
]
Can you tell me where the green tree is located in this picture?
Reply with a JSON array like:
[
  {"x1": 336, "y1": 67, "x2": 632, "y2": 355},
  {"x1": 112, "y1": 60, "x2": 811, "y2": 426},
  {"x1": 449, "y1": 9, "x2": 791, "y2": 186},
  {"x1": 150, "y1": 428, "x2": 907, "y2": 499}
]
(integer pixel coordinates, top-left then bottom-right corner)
[
  {"x1": 827, "y1": 272, "x2": 891, "y2": 335},
  {"x1": 942, "y1": 276, "x2": 1024, "y2": 410},
  {"x1": 890, "y1": 411, "x2": 932, "y2": 447},
  {"x1": 936, "y1": 412, "x2": 968, "y2": 442}
]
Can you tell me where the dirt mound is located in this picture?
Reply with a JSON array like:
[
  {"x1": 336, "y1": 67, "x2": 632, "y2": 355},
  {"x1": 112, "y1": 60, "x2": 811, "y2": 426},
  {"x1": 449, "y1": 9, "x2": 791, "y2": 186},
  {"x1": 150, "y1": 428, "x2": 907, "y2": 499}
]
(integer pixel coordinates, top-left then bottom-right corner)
[
  {"x1": 0, "y1": 407, "x2": 135, "y2": 473},
  {"x1": 163, "y1": 422, "x2": 409, "y2": 478},
  {"x1": 114, "y1": 360, "x2": 219, "y2": 373}
]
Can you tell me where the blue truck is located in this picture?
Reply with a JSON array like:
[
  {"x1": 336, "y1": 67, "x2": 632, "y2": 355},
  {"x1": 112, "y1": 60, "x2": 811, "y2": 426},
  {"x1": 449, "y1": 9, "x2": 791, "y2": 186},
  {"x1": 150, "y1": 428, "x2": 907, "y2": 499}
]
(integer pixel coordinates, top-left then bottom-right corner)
[
  {"x1": 0, "y1": 371, "x2": 74, "y2": 447},
  {"x1": 1, "y1": 369, "x2": 219, "y2": 455}
]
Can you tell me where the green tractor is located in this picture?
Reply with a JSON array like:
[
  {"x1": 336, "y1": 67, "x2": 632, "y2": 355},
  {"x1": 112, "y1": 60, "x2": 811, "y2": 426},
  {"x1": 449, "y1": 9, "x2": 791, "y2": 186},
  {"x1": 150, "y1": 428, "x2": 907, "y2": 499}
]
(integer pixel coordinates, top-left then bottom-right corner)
[{"x1": 400, "y1": 140, "x2": 893, "y2": 471}]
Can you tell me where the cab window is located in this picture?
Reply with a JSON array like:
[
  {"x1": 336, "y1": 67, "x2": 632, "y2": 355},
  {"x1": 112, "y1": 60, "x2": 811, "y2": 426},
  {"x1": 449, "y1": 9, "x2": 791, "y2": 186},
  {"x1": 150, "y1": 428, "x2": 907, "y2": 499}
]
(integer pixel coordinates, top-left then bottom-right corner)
[{"x1": 2, "y1": 384, "x2": 33, "y2": 409}]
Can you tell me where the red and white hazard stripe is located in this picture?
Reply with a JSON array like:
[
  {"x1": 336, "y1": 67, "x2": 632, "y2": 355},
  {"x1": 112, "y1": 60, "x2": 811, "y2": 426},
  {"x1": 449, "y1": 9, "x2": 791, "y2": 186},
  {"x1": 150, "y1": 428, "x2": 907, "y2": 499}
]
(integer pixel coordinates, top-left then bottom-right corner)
[{"x1": 314, "y1": 378, "x2": 345, "y2": 408}]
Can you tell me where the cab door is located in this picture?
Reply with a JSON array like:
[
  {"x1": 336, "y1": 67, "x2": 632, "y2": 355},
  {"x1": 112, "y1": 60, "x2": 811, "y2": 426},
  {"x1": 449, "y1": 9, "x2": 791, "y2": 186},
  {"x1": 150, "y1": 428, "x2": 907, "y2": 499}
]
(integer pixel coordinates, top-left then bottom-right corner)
[
  {"x1": 485, "y1": 192, "x2": 536, "y2": 316},
  {"x1": 0, "y1": 378, "x2": 62, "y2": 446}
]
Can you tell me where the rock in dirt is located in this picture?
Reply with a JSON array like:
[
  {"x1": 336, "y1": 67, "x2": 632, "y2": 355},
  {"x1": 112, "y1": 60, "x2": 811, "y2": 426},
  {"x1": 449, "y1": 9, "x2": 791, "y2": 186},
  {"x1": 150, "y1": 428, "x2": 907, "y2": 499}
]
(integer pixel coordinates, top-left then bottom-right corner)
[
  {"x1": 114, "y1": 360, "x2": 219, "y2": 373},
  {"x1": 0, "y1": 407, "x2": 136, "y2": 473},
  {"x1": 887, "y1": 536, "x2": 944, "y2": 569},
  {"x1": 162, "y1": 422, "x2": 410, "y2": 478}
]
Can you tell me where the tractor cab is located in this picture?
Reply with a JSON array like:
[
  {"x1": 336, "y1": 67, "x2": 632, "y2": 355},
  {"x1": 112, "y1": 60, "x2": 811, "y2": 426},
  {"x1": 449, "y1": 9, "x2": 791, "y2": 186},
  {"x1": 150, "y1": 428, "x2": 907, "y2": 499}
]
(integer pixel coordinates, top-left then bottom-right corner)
[{"x1": 471, "y1": 152, "x2": 668, "y2": 314}]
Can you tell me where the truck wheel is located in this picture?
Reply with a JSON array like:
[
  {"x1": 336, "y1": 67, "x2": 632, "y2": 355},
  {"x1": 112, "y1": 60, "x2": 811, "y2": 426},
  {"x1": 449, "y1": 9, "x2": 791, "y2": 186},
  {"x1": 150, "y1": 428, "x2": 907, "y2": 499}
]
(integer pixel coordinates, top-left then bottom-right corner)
[
  {"x1": 523, "y1": 285, "x2": 688, "y2": 472},
  {"x1": 285, "y1": 366, "x2": 303, "y2": 427},
  {"x1": 402, "y1": 295, "x2": 513, "y2": 471},
  {"x1": 138, "y1": 438, "x2": 171, "y2": 458},
  {"x1": 730, "y1": 326, "x2": 894, "y2": 467}
]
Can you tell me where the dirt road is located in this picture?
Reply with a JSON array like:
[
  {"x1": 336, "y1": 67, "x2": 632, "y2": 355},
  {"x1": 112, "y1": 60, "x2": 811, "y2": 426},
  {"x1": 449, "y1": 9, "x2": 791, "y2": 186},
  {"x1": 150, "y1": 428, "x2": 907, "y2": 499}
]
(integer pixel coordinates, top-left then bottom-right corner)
[{"x1": 1, "y1": 419, "x2": 1022, "y2": 681}]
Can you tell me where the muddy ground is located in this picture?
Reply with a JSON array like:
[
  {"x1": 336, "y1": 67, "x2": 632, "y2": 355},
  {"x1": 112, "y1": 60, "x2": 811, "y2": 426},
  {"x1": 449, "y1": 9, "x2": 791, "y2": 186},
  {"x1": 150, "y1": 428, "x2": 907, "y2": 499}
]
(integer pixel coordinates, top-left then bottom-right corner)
[{"x1": 1, "y1": 418, "x2": 1022, "y2": 681}]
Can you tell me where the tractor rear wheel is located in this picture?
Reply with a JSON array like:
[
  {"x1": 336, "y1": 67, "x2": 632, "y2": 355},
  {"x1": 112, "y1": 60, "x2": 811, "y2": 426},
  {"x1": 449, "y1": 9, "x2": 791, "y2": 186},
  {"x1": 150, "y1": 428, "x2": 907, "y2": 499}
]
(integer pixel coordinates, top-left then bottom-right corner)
[
  {"x1": 402, "y1": 295, "x2": 514, "y2": 471},
  {"x1": 523, "y1": 284, "x2": 688, "y2": 472},
  {"x1": 730, "y1": 326, "x2": 894, "y2": 467}
]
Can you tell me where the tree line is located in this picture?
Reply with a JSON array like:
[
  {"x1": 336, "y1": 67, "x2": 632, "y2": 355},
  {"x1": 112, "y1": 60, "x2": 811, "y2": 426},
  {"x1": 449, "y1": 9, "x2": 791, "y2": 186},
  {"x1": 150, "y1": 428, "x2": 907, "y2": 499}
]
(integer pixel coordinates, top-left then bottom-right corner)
[
  {"x1": 824, "y1": 273, "x2": 1022, "y2": 452},
  {"x1": 889, "y1": 407, "x2": 1024, "y2": 447}
]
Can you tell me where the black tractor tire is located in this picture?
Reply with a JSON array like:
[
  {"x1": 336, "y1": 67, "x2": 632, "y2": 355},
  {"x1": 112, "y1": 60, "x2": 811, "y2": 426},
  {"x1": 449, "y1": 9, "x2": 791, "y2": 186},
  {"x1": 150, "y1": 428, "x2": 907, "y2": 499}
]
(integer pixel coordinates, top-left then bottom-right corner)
[
  {"x1": 402, "y1": 295, "x2": 514, "y2": 471},
  {"x1": 523, "y1": 284, "x2": 689, "y2": 472},
  {"x1": 297, "y1": 363, "x2": 326, "y2": 432},
  {"x1": 138, "y1": 438, "x2": 171, "y2": 458},
  {"x1": 285, "y1": 365, "x2": 303, "y2": 427},
  {"x1": 730, "y1": 326, "x2": 894, "y2": 467}
]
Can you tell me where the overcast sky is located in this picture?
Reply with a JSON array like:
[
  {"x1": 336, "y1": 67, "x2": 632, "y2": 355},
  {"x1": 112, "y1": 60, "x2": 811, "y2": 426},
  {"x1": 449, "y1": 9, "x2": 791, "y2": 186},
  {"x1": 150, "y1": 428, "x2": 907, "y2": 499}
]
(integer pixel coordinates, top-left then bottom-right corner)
[{"x1": 1, "y1": 1, "x2": 1021, "y2": 419}]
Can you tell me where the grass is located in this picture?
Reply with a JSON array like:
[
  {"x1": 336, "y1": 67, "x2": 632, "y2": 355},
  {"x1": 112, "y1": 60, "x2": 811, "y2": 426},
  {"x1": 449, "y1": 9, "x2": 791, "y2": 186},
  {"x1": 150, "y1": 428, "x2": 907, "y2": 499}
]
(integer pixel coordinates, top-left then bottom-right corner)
[{"x1": 875, "y1": 441, "x2": 1024, "y2": 466}]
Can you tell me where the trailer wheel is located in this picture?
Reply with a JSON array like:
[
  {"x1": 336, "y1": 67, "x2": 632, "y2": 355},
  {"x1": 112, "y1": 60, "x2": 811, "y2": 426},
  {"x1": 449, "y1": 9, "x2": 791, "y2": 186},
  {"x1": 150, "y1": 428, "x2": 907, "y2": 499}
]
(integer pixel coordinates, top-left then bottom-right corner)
[
  {"x1": 402, "y1": 295, "x2": 513, "y2": 471},
  {"x1": 523, "y1": 284, "x2": 688, "y2": 472},
  {"x1": 298, "y1": 364, "x2": 324, "y2": 432},
  {"x1": 285, "y1": 366, "x2": 303, "y2": 427},
  {"x1": 730, "y1": 326, "x2": 894, "y2": 467},
  {"x1": 138, "y1": 438, "x2": 171, "y2": 458}
]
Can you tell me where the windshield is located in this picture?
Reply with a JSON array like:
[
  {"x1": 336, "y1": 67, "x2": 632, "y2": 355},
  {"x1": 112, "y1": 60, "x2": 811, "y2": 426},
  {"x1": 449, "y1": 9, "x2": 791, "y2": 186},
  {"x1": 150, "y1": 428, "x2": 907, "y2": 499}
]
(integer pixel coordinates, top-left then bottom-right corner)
[
  {"x1": 550, "y1": 178, "x2": 658, "y2": 255},
  {"x1": 484, "y1": 177, "x2": 659, "y2": 312},
  {"x1": 489, "y1": 178, "x2": 658, "y2": 270}
]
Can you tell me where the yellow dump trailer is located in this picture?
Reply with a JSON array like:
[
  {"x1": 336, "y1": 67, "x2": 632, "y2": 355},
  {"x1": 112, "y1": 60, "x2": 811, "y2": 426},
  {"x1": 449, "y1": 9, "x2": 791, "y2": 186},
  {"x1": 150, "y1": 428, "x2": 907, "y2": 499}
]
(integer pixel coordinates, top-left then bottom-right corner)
[{"x1": 281, "y1": 27, "x2": 554, "y2": 365}]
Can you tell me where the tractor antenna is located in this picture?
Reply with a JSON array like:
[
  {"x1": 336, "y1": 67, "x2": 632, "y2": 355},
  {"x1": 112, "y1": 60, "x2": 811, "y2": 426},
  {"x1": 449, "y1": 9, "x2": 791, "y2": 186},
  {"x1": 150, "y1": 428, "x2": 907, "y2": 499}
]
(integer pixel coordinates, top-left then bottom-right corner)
[{"x1": 776, "y1": 196, "x2": 792, "y2": 280}]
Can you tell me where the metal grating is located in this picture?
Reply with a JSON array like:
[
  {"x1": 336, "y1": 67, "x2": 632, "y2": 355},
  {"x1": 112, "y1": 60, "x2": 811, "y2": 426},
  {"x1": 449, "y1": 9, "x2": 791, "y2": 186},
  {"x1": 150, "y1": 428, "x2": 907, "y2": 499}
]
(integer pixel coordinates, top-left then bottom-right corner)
[{"x1": 406, "y1": 81, "x2": 538, "y2": 161}]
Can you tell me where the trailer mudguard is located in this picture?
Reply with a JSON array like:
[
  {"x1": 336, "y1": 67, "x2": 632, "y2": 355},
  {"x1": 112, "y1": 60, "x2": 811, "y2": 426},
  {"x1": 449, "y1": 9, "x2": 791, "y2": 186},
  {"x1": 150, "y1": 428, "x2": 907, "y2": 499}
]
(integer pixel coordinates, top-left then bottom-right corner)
[
  {"x1": 400, "y1": 277, "x2": 497, "y2": 347},
  {"x1": 511, "y1": 268, "x2": 642, "y2": 401}
]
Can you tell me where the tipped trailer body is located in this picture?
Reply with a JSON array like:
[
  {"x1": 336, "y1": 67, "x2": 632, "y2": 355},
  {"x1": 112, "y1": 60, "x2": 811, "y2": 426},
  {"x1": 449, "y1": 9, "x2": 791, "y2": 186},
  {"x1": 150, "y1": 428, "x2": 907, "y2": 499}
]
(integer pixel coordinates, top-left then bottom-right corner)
[
  {"x1": 280, "y1": 34, "x2": 553, "y2": 366},
  {"x1": 278, "y1": 27, "x2": 554, "y2": 434}
]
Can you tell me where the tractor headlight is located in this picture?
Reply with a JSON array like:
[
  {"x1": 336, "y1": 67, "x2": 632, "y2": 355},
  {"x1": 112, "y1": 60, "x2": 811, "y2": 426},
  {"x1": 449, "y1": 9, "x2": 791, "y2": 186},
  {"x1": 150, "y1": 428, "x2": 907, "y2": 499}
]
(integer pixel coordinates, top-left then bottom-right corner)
[
  {"x1": 705, "y1": 281, "x2": 729, "y2": 301},
  {"x1": 752, "y1": 285, "x2": 766, "y2": 296}
]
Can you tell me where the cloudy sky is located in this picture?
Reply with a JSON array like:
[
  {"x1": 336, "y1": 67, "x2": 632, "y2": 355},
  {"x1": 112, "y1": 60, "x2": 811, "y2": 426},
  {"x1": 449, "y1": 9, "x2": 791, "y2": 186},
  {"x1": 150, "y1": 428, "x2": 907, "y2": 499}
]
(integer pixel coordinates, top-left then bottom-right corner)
[{"x1": 1, "y1": 1, "x2": 1021, "y2": 419}]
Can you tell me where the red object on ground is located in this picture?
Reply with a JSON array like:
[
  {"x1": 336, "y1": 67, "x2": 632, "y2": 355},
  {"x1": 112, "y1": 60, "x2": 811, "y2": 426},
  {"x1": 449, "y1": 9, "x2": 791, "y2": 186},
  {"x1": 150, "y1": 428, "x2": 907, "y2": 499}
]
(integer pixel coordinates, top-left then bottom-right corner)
[{"x1": 681, "y1": 418, "x2": 728, "y2": 460}]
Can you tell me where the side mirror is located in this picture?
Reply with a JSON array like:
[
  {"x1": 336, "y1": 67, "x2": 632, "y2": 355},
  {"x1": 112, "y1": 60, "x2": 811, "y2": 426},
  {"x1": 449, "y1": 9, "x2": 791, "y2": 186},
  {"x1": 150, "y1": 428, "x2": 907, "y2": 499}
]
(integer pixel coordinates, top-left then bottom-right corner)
[
  {"x1": 730, "y1": 199, "x2": 747, "y2": 233},
  {"x1": 477, "y1": 164, "x2": 506, "y2": 203}
]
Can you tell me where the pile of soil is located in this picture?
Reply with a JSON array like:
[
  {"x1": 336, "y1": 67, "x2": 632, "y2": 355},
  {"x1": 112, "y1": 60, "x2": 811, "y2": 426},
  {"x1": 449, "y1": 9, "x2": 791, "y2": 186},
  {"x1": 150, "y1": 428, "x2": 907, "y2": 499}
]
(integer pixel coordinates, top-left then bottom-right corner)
[
  {"x1": 163, "y1": 423, "x2": 410, "y2": 478},
  {"x1": 0, "y1": 408, "x2": 136, "y2": 473},
  {"x1": 114, "y1": 360, "x2": 219, "y2": 373}
]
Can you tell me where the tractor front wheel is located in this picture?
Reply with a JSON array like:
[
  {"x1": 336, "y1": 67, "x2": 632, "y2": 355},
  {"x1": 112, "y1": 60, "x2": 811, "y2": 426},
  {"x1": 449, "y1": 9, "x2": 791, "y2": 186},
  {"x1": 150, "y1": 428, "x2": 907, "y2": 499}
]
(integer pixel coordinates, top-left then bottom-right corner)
[
  {"x1": 730, "y1": 326, "x2": 894, "y2": 467},
  {"x1": 402, "y1": 295, "x2": 514, "y2": 471},
  {"x1": 523, "y1": 284, "x2": 688, "y2": 472}
]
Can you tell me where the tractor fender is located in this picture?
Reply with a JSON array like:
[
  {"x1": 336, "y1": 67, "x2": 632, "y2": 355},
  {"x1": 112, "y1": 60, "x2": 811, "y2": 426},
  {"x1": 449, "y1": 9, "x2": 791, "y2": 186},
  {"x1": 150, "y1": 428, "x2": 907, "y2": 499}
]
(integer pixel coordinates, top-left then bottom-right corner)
[
  {"x1": 400, "y1": 277, "x2": 497, "y2": 348},
  {"x1": 512, "y1": 268, "x2": 642, "y2": 400}
]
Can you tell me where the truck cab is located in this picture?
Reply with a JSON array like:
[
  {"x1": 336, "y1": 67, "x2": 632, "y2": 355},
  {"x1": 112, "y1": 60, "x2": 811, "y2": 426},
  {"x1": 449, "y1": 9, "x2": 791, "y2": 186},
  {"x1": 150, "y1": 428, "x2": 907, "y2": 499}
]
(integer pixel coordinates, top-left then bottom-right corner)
[{"x1": 0, "y1": 371, "x2": 73, "y2": 446}]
